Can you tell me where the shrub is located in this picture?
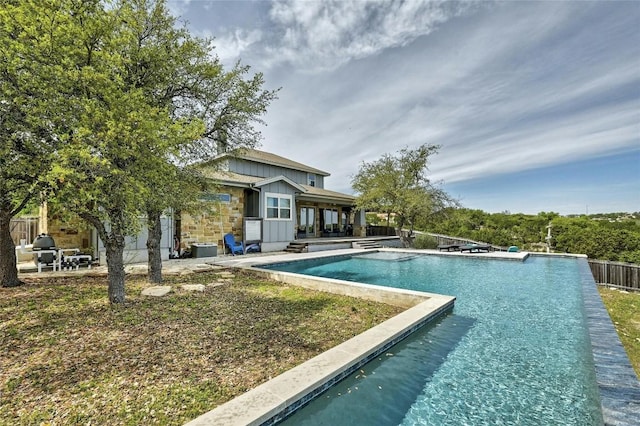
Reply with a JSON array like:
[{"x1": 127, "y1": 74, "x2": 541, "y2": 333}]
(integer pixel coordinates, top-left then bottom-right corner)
[{"x1": 413, "y1": 234, "x2": 438, "y2": 249}]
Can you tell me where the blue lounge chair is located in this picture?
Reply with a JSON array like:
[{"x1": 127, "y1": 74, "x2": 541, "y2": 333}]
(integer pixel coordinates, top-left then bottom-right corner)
[{"x1": 224, "y1": 233, "x2": 244, "y2": 255}]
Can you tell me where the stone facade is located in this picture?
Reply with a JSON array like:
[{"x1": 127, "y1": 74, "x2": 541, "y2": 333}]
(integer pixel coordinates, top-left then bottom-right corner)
[
  {"x1": 46, "y1": 216, "x2": 93, "y2": 252},
  {"x1": 178, "y1": 186, "x2": 245, "y2": 252}
]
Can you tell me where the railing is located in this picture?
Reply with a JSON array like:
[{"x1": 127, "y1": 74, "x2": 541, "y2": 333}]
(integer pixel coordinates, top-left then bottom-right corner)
[
  {"x1": 366, "y1": 226, "x2": 397, "y2": 237},
  {"x1": 420, "y1": 232, "x2": 492, "y2": 248},
  {"x1": 588, "y1": 260, "x2": 640, "y2": 291}
]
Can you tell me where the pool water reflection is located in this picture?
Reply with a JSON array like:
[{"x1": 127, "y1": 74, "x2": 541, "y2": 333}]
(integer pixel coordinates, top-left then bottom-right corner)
[{"x1": 263, "y1": 252, "x2": 603, "y2": 425}]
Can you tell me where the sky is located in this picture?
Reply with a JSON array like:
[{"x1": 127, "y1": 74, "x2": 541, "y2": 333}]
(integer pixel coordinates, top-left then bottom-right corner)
[{"x1": 167, "y1": 0, "x2": 640, "y2": 215}]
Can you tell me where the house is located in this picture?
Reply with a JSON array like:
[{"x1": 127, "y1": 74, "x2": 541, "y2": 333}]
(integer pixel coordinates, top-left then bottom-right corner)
[
  {"x1": 35, "y1": 149, "x2": 364, "y2": 263},
  {"x1": 178, "y1": 149, "x2": 366, "y2": 253}
]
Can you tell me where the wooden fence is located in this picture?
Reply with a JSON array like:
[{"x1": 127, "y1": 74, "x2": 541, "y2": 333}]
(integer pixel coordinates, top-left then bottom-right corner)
[
  {"x1": 588, "y1": 260, "x2": 640, "y2": 291},
  {"x1": 9, "y1": 217, "x2": 39, "y2": 246}
]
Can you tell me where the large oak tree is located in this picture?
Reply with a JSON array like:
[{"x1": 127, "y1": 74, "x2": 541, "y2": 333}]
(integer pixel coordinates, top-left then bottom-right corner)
[
  {"x1": 113, "y1": 0, "x2": 278, "y2": 283},
  {"x1": 351, "y1": 144, "x2": 456, "y2": 245},
  {"x1": 2, "y1": 0, "x2": 277, "y2": 301}
]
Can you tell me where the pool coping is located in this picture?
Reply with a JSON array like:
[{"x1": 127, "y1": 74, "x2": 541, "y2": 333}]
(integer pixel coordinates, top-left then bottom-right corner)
[{"x1": 186, "y1": 249, "x2": 639, "y2": 425}]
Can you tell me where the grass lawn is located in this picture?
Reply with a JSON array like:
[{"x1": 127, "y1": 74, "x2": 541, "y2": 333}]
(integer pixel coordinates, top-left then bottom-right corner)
[
  {"x1": 598, "y1": 286, "x2": 640, "y2": 377},
  {"x1": 0, "y1": 269, "x2": 402, "y2": 425}
]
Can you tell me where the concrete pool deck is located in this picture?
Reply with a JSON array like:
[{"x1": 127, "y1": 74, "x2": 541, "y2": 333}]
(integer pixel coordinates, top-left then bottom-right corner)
[
  {"x1": 185, "y1": 248, "x2": 639, "y2": 426},
  {"x1": 211, "y1": 247, "x2": 530, "y2": 269}
]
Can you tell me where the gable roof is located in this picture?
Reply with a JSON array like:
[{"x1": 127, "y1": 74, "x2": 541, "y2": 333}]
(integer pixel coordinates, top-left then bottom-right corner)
[
  {"x1": 199, "y1": 170, "x2": 355, "y2": 204},
  {"x1": 254, "y1": 175, "x2": 306, "y2": 192},
  {"x1": 218, "y1": 149, "x2": 330, "y2": 177},
  {"x1": 200, "y1": 170, "x2": 307, "y2": 192}
]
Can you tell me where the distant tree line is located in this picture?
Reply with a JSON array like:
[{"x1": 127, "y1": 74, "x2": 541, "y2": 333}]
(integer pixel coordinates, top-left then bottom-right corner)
[{"x1": 420, "y1": 209, "x2": 640, "y2": 263}]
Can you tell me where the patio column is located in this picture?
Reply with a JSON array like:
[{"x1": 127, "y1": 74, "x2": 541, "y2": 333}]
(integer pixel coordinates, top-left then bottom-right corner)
[
  {"x1": 38, "y1": 201, "x2": 48, "y2": 234},
  {"x1": 353, "y1": 209, "x2": 366, "y2": 237}
]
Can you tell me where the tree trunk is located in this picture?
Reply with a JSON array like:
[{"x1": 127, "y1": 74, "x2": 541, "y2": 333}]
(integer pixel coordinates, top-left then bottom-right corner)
[
  {"x1": 105, "y1": 231, "x2": 126, "y2": 304},
  {"x1": 146, "y1": 209, "x2": 163, "y2": 284},
  {"x1": 80, "y1": 212, "x2": 128, "y2": 304},
  {"x1": 0, "y1": 212, "x2": 23, "y2": 287}
]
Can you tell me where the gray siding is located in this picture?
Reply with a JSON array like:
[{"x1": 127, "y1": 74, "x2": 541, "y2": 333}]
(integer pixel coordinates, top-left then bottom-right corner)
[
  {"x1": 98, "y1": 216, "x2": 173, "y2": 263},
  {"x1": 228, "y1": 158, "x2": 308, "y2": 185},
  {"x1": 260, "y1": 181, "x2": 296, "y2": 243}
]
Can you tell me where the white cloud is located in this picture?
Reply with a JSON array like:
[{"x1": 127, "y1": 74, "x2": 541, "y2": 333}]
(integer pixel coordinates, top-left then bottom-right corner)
[
  {"x1": 262, "y1": 1, "x2": 640, "y2": 193},
  {"x1": 264, "y1": 0, "x2": 470, "y2": 72},
  {"x1": 213, "y1": 29, "x2": 263, "y2": 65},
  {"x1": 166, "y1": 0, "x2": 192, "y2": 21},
  {"x1": 431, "y1": 102, "x2": 640, "y2": 183},
  {"x1": 173, "y1": 0, "x2": 640, "y2": 213}
]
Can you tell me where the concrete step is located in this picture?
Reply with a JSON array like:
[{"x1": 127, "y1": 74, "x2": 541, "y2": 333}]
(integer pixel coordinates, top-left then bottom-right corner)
[
  {"x1": 352, "y1": 241, "x2": 383, "y2": 250},
  {"x1": 285, "y1": 242, "x2": 307, "y2": 253}
]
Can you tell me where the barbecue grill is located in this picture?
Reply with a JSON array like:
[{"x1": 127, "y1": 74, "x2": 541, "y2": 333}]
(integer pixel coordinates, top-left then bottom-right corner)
[{"x1": 32, "y1": 234, "x2": 57, "y2": 265}]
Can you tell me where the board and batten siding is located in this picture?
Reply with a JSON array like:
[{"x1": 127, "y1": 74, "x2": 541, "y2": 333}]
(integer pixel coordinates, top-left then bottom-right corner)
[
  {"x1": 260, "y1": 181, "x2": 297, "y2": 244},
  {"x1": 227, "y1": 158, "x2": 324, "y2": 188},
  {"x1": 313, "y1": 175, "x2": 324, "y2": 188},
  {"x1": 98, "y1": 216, "x2": 173, "y2": 264}
]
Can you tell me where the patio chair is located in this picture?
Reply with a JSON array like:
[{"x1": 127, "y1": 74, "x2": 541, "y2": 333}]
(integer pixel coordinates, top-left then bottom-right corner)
[
  {"x1": 224, "y1": 233, "x2": 244, "y2": 255},
  {"x1": 438, "y1": 244, "x2": 460, "y2": 252},
  {"x1": 459, "y1": 244, "x2": 492, "y2": 253}
]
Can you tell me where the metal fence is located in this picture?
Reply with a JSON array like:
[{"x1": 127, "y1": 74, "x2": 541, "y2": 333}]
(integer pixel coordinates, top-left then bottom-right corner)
[
  {"x1": 420, "y1": 232, "x2": 488, "y2": 248},
  {"x1": 366, "y1": 226, "x2": 397, "y2": 237},
  {"x1": 588, "y1": 260, "x2": 640, "y2": 291}
]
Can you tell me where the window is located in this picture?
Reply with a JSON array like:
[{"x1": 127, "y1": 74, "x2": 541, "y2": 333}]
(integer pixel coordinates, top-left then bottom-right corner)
[
  {"x1": 323, "y1": 208, "x2": 339, "y2": 232},
  {"x1": 307, "y1": 173, "x2": 316, "y2": 187},
  {"x1": 265, "y1": 193, "x2": 292, "y2": 220}
]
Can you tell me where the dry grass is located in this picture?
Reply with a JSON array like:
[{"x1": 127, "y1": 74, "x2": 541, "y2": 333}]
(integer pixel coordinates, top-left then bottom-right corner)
[
  {"x1": 0, "y1": 269, "x2": 402, "y2": 425},
  {"x1": 598, "y1": 286, "x2": 640, "y2": 377}
]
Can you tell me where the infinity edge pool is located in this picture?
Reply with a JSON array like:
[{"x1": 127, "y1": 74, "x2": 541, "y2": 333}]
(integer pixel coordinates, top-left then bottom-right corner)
[{"x1": 186, "y1": 248, "x2": 639, "y2": 426}]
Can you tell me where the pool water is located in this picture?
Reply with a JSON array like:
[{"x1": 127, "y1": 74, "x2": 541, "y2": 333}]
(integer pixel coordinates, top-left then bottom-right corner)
[{"x1": 265, "y1": 252, "x2": 604, "y2": 425}]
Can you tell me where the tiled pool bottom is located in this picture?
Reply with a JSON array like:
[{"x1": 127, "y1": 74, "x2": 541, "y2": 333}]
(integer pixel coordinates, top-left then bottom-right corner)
[{"x1": 189, "y1": 250, "x2": 639, "y2": 425}]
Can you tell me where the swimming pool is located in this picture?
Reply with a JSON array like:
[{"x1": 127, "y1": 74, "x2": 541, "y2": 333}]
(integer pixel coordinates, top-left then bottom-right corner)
[{"x1": 263, "y1": 252, "x2": 604, "y2": 425}]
